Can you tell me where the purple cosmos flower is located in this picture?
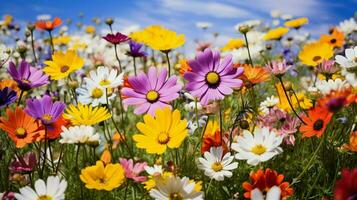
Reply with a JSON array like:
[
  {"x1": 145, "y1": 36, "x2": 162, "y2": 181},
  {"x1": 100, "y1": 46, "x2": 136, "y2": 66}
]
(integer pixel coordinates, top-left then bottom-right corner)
[
  {"x1": 0, "y1": 87, "x2": 17, "y2": 108},
  {"x1": 184, "y1": 48, "x2": 243, "y2": 105},
  {"x1": 8, "y1": 60, "x2": 49, "y2": 91},
  {"x1": 265, "y1": 60, "x2": 292, "y2": 77},
  {"x1": 119, "y1": 158, "x2": 147, "y2": 182},
  {"x1": 127, "y1": 40, "x2": 147, "y2": 57},
  {"x1": 25, "y1": 95, "x2": 66, "y2": 125},
  {"x1": 102, "y1": 32, "x2": 130, "y2": 45},
  {"x1": 9, "y1": 152, "x2": 37, "y2": 173},
  {"x1": 122, "y1": 67, "x2": 182, "y2": 115}
]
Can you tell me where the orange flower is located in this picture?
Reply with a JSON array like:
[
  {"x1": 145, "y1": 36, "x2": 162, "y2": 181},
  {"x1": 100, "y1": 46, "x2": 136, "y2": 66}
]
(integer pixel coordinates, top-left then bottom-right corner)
[
  {"x1": 317, "y1": 88, "x2": 357, "y2": 112},
  {"x1": 178, "y1": 59, "x2": 192, "y2": 77},
  {"x1": 299, "y1": 106, "x2": 333, "y2": 138},
  {"x1": 319, "y1": 28, "x2": 345, "y2": 48},
  {"x1": 35, "y1": 17, "x2": 62, "y2": 31},
  {"x1": 242, "y1": 168, "x2": 294, "y2": 199},
  {"x1": 343, "y1": 131, "x2": 357, "y2": 152},
  {"x1": 0, "y1": 108, "x2": 44, "y2": 148},
  {"x1": 47, "y1": 116, "x2": 70, "y2": 140},
  {"x1": 201, "y1": 121, "x2": 227, "y2": 154},
  {"x1": 100, "y1": 149, "x2": 112, "y2": 165},
  {"x1": 238, "y1": 64, "x2": 270, "y2": 86},
  {"x1": 112, "y1": 131, "x2": 125, "y2": 149},
  {"x1": 0, "y1": 79, "x2": 21, "y2": 96}
]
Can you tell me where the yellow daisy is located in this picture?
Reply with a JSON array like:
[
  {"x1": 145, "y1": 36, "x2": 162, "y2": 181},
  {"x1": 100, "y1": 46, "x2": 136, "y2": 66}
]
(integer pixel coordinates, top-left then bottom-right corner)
[
  {"x1": 275, "y1": 83, "x2": 312, "y2": 112},
  {"x1": 133, "y1": 107, "x2": 188, "y2": 154},
  {"x1": 85, "y1": 25, "x2": 96, "y2": 34},
  {"x1": 264, "y1": 27, "x2": 289, "y2": 41},
  {"x1": 130, "y1": 25, "x2": 185, "y2": 52},
  {"x1": 43, "y1": 50, "x2": 84, "y2": 80},
  {"x1": 221, "y1": 38, "x2": 245, "y2": 52},
  {"x1": 80, "y1": 161, "x2": 125, "y2": 191},
  {"x1": 298, "y1": 41, "x2": 334, "y2": 66},
  {"x1": 52, "y1": 35, "x2": 71, "y2": 46},
  {"x1": 63, "y1": 103, "x2": 111, "y2": 125},
  {"x1": 284, "y1": 17, "x2": 308, "y2": 29}
]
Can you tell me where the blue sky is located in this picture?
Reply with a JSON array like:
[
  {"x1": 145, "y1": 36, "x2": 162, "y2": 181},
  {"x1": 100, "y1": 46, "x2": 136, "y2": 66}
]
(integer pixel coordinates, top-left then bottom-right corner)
[{"x1": 1, "y1": 0, "x2": 357, "y2": 45}]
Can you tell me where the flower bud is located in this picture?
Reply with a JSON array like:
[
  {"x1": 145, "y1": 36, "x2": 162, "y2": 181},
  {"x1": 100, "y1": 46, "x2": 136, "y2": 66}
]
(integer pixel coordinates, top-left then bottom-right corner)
[
  {"x1": 105, "y1": 18, "x2": 114, "y2": 26},
  {"x1": 239, "y1": 25, "x2": 250, "y2": 34},
  {"x1": 68, "y1": 80, "x2": 79, "y2": 89}
]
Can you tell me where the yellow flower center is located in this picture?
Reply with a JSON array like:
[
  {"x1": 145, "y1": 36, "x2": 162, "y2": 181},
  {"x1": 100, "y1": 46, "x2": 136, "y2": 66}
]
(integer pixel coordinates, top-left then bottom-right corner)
[
  {"x1": 206, "y1": 71, "x2": 220, "y2": 86},
  {"x1": 157, "y1": 132, "x2": 170, "y2": 144},
  {"x1": 251, "y1": 144, "x2": 267, "y2": 155},
  {"x1": 146, "y1": 90, "x2": 159, "y2": 103},
  {"x1": 169, "y1": 193, "x2": 183, "y2": 200},
  {"x1": 42, "y1": 114, "x2": 53, "y2": 122},
  {"x1": 91, "y1": 88, "x2": 103, "y2": 98},
  {"x1": 312, "y1": 56, "x2": 322, "y2": 62},
  {"x1": 211, "y1": 162, "x2": 223, "y2": 172},
  {"x1": 60, "y1": 65, "x2": 70, "y2": 73},
  {"x1": 15, "y1": 127, "x2": 26, "y2": 138},
  {"x1": 37, "y1": 195, "x2": 53, "y2": 200},
  {"x1": 100, "y1": 79, "x2": 111, "y2": 86}
]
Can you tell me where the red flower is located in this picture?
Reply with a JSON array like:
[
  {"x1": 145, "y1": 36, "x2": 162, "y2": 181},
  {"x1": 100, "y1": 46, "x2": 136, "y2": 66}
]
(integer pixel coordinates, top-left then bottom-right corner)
[
  {"x1": 242, "y1": 168, "x2": 294, "y2": 199},
  {"x1": 334, "y1": 168, "x2": 357, "y2": 200},
  {"x1": 46, "y1": 116, "x2": 70, "y2": 140},
  {"x1": 35, "y1": 17, "x2": 62, "y2": 31},
  {"x1": 102, "y1": 32, "x2": 129, "y2": 45},
  {"x1": 317, "y1": 88, "x2": 357, "y2": 112},
  {"x1": 299, "y1": 106, "x2": 333, "y2": 138}
]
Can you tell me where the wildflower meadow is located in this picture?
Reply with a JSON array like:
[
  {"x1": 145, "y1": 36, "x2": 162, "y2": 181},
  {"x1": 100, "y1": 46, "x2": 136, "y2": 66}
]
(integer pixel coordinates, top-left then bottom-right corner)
[{"x1": 0, "y1": 1, "x2": 357, "y2": 199}]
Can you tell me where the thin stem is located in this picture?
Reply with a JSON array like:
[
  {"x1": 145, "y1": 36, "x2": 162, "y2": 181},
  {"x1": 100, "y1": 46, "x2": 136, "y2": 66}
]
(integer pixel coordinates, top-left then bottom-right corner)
[
  {"x1": 48, "y1": 31, "x2": 54, "y2": 54},
  {"x1": 40, "y1": 125, "x2": 48, "y2": 178},
  {"x1": 75, "y1": 145, "x2": 81, "y2": 170},
  {"x1": 165, "y1": 51, "x2": 171, "y2": 77},
  {"x1": 114, "y1": 44, "x2": 122, "y2": 73},
  {"x1": 243, "y1": 33, "x2": 254, "y2": 66},
  {"x1": 30, "y1": 30, "x2": 37, "y2": 64},
  {"x1": 133, "y1": 56, "x2": 137, "y2": 76},
  {"x1": 17, "y1": 90, "x2": 24, "y2": 106},
  {"x1": 219, "y1": 101, "x2": 223, "y2": 143},
  {"x1": 55, "y1": 145, "x2": 64, "y2": 174},
  {"x1": 205, "y1": 179, "x2": 213, "y2": 195},
  {"x1": 48, "y1": 141, "x2": 56, "y2": 172},
  {"x1": 278, "y1": 77, "x2": 306, "y2": 125}
]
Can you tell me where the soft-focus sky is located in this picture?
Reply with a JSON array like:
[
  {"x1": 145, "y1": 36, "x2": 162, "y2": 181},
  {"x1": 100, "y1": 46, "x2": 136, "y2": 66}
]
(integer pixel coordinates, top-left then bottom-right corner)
[{"x1": 1, "y1": 0, "x2": 357, "y2": 46}]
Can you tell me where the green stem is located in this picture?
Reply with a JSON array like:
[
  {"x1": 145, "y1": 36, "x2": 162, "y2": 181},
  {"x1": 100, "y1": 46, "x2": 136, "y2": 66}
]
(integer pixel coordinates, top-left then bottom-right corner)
[
  {"x1": 17, "y1": 90, "x2": 24, "y2": 106},
  {"x1": 133, "y1": 56, "x2": 137, "y2": 76},
  {"x1": 165, "y1": 51, "x2": 171, "y2": 76},
  {"x1": 40, "y1": 125, "x2": 48, "y2": 178},
  {"x1": 243, "y1": 33, "x2": 254, "y2": 66},
  {"x1": 48, "y1": 31, "x2": 54, "y2": 54},
  {"x1": 30, "y1": 30, "x2": 37, "y2": 64},
  {"x1": 114, "y1": 44, "x2": 122, "y2": 73}
]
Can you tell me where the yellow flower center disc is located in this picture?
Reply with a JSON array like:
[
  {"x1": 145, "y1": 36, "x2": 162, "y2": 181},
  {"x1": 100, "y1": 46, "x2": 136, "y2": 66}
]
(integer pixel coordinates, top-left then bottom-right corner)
[
  {"x1": 211, "y1": 162, "x2": 223, "y2": 172},
  {"x1": 42, "y1": 114, "x2": 53, "y2": 122},
  {"x1": 146, "y1": 90, "x2": 159, "y2": 103},
  {"x1": 251, "y1": 144, "x2": 266, "y2": 155},
  {"x1": 91, "y1": 88, "x2": 103, "y2": 98},
  {"x1": 157, "y1": 132, "x2": 170, "y2": 144},
  {"x1": 169, "y1": 192, "x2": 183, "y2": 200},
  {"x1": 100, "y1": 79, "x2": 111, "y2": 86},
  {"x1": 37, "y1": 195, "x2": 53, "y2": 200},
  {"x1": 15, "y1": 127, "x2": 26, "y2": 138},
  {"x1": 206, "y1": 71, "x2": 220, "y2": 86}
]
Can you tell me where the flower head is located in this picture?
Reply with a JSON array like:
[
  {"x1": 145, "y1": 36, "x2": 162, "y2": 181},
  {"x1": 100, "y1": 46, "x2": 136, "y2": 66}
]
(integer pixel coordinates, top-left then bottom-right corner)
[
  {"x1": 198, "y1": 146, "x2": 238, "y2": 181},
  {"x1": 15, "y1": 176, "x2": 67, "y2": 200},
  {"x1": 264, "y1": 27, "x2": 289, "y2": 40},
  {"x1": 80, "y1": 161, "x2": 125, "y2": 191},
  {"x1": 184, "y1": 48, "x2": 243, "y2": 105},
  {"x1": 63, "y1": 103, "x2": 111, "y2": 125},
  {"x1": 76, "y1": 79, "x2": 116, "y2": 107},
  {"x1": 242, "y1": 168, "x2": 294, "y2": 199},
  {"x1": 265, "y1": 60, "x2": 292, "y2": 77},
  {"x1": 35, "y1": 17, "x2": 62, "y2": 31},
  {"x1": 25, "y1": 95, "x2": 66, "y2": 125},
  {"x1": 284, "y1": 17, "x2": 308, "y2": 29},
  {"x1": 59, "y1": 125, "x2": 100, "y2": 144},
  {"x1": 299, "y1": 41, "x2": 334, "y2": 66},
  {"x1": 299, "y1": 106, "x2": 333, "y2": 138},
  {"x1": 102, "y1": 32, "x2": 130, "y2": 45},
  {"x1": 43, "y1": 50, "x2": 84, "y2": 80},
  {"x1": 239, "y1": 64, "x2": 270, "y2": 86},
  {"x1": 316, "y1": 60, "x2": 339, "y2": 75},
  {"x1": 133, "y1": 107, "x2": 188, "y2": 154},
  {"x1": 85, "y1": 66, "x2": 124, "y2": 89},
  {"x1": 334, "y1": 168, "x2": 357, "y2": 200},
  {"x1": 232, "y1": 127, "x2": 283, "y2": 166},
  {"x1": 335, "y1": 46, "x2": 357, "y2": 86},
  {"x1": 201, "y1": 120, "x2": 227, "y2": 154},
  {"x1": 221, "y1": 38, "x2": 245, "y2": 52},
  {"x1": 46, "y1": 116, "x2": 70, "y2": 140},
  {"x1": 320, "y1": 28, "x2": 345, "y2": 48},
  {"x1": 8, "y1": 60, "x2": 49, "y2": 91},
  {"x1": 9, "y1": 152, "x2": 37, "y2": 173},
  {"x1": 122, "y1": 67, "x2": 181, "y2": 116},
  {"x1": 0, "y1": 87, "x2": 17, "y2": 108},
  {"x1": 119, "y1": 158, "x2": 147, "y2": 182},
  {"x1": 127, "y1": 40, "x2": 147, "y2": 57},
  {"x1": 0, "y1": 108, "x2": 44, "y2": 148}
]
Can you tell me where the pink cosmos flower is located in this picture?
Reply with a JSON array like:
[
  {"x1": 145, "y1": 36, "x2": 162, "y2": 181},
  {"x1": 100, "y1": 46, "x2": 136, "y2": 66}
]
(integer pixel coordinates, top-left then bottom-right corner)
[
  {"x1": 119, "y1": 158, "x2": 147, "y2": 182},
  {"x1": 265, "y1": 60, "x2": 292, "y2": 76},
  {"x1": 122, "y1": 67, "x2": 182, "y2": 116}
]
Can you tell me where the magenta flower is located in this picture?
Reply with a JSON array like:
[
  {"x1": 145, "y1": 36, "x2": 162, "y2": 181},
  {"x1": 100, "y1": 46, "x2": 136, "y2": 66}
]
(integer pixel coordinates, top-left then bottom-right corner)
[
  {"x1": 8, "y1": 60, "x2": 49, "y2": 91},
  {"x1": 122, "y1": 67, "x2": 182, "y2": 115},
  {"x1": 119, "y1": 158, "x2": 147, "y2": 182},
  {"x1": 25, "y1": 95, "x2": 66, "y2": 125},
  {"x1": 184, "y1": 48, "x2": 243, "y2": 105},
  {"x1": 265, "y1": 60, "x2": 292, "y2": 76},
  {"x1": 102, "y1": 32, "x2": 130, "y2": 45},
  {"x1": 9, "y1": 152, "x2": 37, "y2": 173}
]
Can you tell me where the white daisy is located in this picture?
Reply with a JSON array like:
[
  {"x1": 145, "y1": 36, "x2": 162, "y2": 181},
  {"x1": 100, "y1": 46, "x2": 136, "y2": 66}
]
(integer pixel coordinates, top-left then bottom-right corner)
[
  {"x1": 259, "y1": 96, "x2": 279, "y2": 115},
  {"x1": 251, "y1": 186, "x2": 281, "y2": 200},
  {"x1": 315, "y1": 78, "x2": 351, "y2": 95},
  {"x1": 230, "y1": 43, "x2": 264, "y2": 63},
  {"x1": 335, "y1": 46, "x2": 357, "y2": 86},
  {"x1": 59, "y1": 125, "x2": 100, "y2": 144},
  {"x1": 232, "y1": 127, "x2": 283, "y2": 166},
  {"x1": 15, "y1": 176, "x2": 67, "y2": 200},
  {"x1": 198, "y1": 146, "x2": 238, "y2": 181},
  {"x1": 338, "y1": 18, "x2": 357, "y2": 35},
  {"x1": 144, "y1": 165, "x2": 163, "y2": 176},
  {"x1": 76, "y1": 80, "x2": 116, "y2": 107},
  {"x1": 234, "y1": 20, "x2": 262, "y2": 30},
  {"x1": 85, "y1": 66, "x2": 124, "y2": 89},
  {"x1": 149, "y1": 176, "x2": 204, "y2": 200}
]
